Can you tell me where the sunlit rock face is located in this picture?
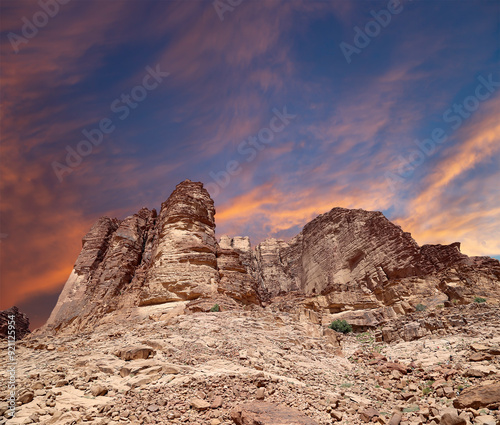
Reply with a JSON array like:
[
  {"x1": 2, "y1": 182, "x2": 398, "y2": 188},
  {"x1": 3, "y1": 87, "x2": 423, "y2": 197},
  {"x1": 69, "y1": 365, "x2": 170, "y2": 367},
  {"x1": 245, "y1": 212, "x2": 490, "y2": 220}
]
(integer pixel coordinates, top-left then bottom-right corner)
[
  {"x1": 217, "y1": 235, "x2": 260, "y2": 305},
  {"x1": 139, "y1": 180, "x2": 219, "y2": 305},
  {"x1": 43, "y1": 180, "x2": 500, "y2": 333},
  {"x1": 254, "y1": 208, "x2": 426, "y2": 304},
  {"x1": 253, "y1": 237, "x2": 299, "y2": 300},
  {"x1": 45, "y1": 210, "x2": 154, "y2": 331},
  {"x1": 254, "y1": 208, "x2": 499, "y2": 311}
]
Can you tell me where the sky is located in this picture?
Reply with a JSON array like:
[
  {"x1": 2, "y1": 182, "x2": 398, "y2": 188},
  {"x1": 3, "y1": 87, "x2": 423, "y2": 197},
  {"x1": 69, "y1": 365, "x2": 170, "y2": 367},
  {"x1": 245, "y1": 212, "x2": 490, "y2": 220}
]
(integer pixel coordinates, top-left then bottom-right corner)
[{"x1": 0, "y1": 0, "x2": 499, "y2": 329}]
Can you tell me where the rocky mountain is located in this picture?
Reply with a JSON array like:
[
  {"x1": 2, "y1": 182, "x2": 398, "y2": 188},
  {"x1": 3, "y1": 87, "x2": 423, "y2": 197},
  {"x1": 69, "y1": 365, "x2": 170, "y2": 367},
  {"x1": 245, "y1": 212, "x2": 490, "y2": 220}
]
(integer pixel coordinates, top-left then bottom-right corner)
[
  {"x1": 3, "y1": 179, "x2": 500, "y2": 425},
  {"x1": 44, "y1": 179, "x2": 500, "y2": 334}
]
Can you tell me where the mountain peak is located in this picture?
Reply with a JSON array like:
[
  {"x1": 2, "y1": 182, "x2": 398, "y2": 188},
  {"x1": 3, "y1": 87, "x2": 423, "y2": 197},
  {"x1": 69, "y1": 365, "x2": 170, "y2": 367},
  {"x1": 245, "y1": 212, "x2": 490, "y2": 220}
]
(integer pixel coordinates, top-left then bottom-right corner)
[{"x1": 42, "y1": 180, "x2": 500, "y2": 333}]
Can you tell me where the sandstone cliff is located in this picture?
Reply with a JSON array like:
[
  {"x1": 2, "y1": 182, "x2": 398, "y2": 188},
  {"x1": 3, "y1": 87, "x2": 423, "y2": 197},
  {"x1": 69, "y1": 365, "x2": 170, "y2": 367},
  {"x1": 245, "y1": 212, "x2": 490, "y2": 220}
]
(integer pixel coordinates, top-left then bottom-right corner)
[
  {"x1": 43, "y1": 180, "x2": 500, "y2": 333},
  {"x1": 139, "y1": 180, "x2": 219, "y2": 305}
]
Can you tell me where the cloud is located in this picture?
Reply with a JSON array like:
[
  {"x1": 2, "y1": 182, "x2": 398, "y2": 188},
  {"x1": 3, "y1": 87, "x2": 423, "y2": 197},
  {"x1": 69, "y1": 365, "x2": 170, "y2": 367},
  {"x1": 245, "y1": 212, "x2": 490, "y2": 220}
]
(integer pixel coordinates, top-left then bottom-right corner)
[
  {"x1": 394, "y1": 97, "x2": 500, "y2": 256},
  {"x1": 215, "y1": 174, "x2": 393, "y2": 244}
]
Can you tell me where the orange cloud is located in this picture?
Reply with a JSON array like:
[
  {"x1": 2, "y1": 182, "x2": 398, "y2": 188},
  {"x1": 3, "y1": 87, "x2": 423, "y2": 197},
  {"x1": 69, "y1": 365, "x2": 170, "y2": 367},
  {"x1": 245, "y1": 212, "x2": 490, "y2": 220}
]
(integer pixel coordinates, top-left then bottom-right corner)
[
  {"x1": 215, "y1": 175, "x2": 394, "y2": 243},
  {"x1": 394, "y1": 99, "x2": 500, "y2": 256}
]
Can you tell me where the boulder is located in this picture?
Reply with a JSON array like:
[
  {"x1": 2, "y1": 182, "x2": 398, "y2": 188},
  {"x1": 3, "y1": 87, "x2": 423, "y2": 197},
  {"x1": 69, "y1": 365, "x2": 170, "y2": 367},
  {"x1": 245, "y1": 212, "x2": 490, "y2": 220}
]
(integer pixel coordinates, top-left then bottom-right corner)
[
  {"x1": 440, "y1": 412, "x2": 466, "y2": 425},
  {"x1": 115, "y1": 346, "x2": 154, "y2": 361},
  {"x1": 474, "y1": 416, "x2": 496, "y2": 425},
  {"x1": 359, "y1": 407, "x2": 379, "y2": 422},
  {"x1": 388, "y1": 413, "x2": 402, "y2": 425},
  {"x1": 190, "y1": 398, "x2": 210, "y2": 410},
  {"x1": 453, "y1": 383, "x2": 500, "y2": 409},
  {"x1": 231, "y1": 401, "x2": 319, "y2": 425},
  {"x1": 18, "y1": 391, "x2": 34, "y2": 404},
  {"x1": 90, "y1": 384, "x2": 107, "y2": 397}
]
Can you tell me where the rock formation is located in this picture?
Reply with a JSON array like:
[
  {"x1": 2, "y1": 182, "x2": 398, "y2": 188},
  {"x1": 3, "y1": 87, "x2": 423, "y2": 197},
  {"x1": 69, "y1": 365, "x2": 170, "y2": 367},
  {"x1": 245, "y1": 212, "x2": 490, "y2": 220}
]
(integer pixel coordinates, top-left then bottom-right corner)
[
  {"x1": 251, "y1": 207, "x2": 499, "y2": 322},
  {"x1": 217, "y1": 236, "x2": 260, "y2": 304},
  {"x1": 253, "y1": 207, "x2": 432, "y2": 309},
  {"x1": 0, "y1": 306, "x2": 30, "y2": 339},
  {"x1": 45, "y1": 210, "x2": 154, "y2": 331},
  {"x1": 43, "y1": 180, "x2": 500, "y2": 333},
  {"x1": 139, "y1": 180, "x2": 219, "y2": 305}
]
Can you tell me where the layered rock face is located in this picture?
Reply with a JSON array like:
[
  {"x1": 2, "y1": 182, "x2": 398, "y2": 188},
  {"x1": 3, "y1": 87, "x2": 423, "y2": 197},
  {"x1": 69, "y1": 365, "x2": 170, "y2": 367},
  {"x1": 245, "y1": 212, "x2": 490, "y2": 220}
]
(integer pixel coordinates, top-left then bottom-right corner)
[
  {"x1": 139, "y1": 181, "x2": 219, "y2": 305},
  {"x1": 46, "y1": 180, "x2": 220, "y2": 331},
  {"x1": 254, "y1": 238, "x2": 299, "y2": 299},
  {"x1": 44, "y1": 180, "x2": 500, "y2": 332},
  {"x1": 217, "y1": 236, "x2": 259, "y2": 304},
  {"x1": 252, "y1": 208, "x2": 492, "y2": 312},
  {"x1": 45, "y1": 210, "x2": 154, "y2": 330},
  {"x1": 257, "y1": 209, "x2": 500, "y2": 313},
  {"x1": 254, "y1": 208, "x2": 427, "y2": 305}
]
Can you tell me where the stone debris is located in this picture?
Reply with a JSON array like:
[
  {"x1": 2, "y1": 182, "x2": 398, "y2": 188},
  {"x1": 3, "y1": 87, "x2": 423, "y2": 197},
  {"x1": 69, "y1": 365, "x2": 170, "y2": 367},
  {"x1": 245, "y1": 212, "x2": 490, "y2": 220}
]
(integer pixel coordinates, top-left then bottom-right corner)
[{"x1": 1, "y1": 302, "x2": 500, "y2": 425}]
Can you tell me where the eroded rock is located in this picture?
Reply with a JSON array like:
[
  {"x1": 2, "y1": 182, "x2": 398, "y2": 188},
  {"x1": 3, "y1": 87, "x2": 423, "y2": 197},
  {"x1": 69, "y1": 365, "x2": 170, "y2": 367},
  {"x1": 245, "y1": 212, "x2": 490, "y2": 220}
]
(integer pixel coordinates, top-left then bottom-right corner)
[
  {"x1": 231, "y1": 401, "x2": 319, "y2": 425},
  {"x1": 453, "y1": 383, "x2": 500, "y2": 409}
]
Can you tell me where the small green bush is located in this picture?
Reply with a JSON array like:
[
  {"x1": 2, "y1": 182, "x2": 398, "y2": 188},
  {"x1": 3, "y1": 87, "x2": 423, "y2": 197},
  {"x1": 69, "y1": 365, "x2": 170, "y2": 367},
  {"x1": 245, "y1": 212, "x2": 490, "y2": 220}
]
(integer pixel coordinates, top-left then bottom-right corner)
[
  {"x1": 415, "y1": 303, "x2": 427, "y2": 312},
  {"x1": 356, "y1": 331, "x2": 374, "y2": 344},
  {"x1": 422, "y1": 386, "x2": 432, "y2": 395},
  {"x1": 329, "y1": 319, "x2": 352, "y2": 334},
  {"x1": 210, "y1": 304, "x2": 220, "y2": 312},
  {"x1": 474, "y1": 297, "x2": 487, "y2": 303}
]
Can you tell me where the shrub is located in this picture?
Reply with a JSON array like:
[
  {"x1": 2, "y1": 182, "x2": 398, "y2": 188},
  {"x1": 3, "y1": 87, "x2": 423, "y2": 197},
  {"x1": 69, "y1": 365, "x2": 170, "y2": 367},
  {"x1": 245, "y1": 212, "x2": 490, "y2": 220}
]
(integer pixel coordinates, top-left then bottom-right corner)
[
  {"x1": 210, "y1": 304, "x2": 220, "y2": 312},
  {"x1": 474, "y1": 297, "x2": 487, "y2": 303},
  {"x1": 356, "y1": 331, "x2": 374, "y2": 344},
  {"x1": 415, "y1": 303, "x2": 427, "y2": 312},
  {"x1": 329, "y1": 319, "x2": 352, "y2": 334}
]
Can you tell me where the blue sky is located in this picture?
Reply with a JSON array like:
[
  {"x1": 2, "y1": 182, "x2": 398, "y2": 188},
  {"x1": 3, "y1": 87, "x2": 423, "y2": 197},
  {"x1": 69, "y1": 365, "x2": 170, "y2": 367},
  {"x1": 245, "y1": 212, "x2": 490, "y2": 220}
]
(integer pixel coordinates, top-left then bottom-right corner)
[{"x1": 1, "y1": 0, "x2": 499, "y2": 326}]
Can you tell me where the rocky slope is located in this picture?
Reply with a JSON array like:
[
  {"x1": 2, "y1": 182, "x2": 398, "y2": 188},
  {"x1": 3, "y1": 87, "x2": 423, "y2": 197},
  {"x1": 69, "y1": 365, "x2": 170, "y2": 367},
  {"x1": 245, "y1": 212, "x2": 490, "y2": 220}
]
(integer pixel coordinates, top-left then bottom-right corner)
[
  {"x1": 2, "y1": 302, "x2": 500, "y2": 425},
  {"x1": 43, "y1": 179, "x2": 500, "y2": 334}
]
